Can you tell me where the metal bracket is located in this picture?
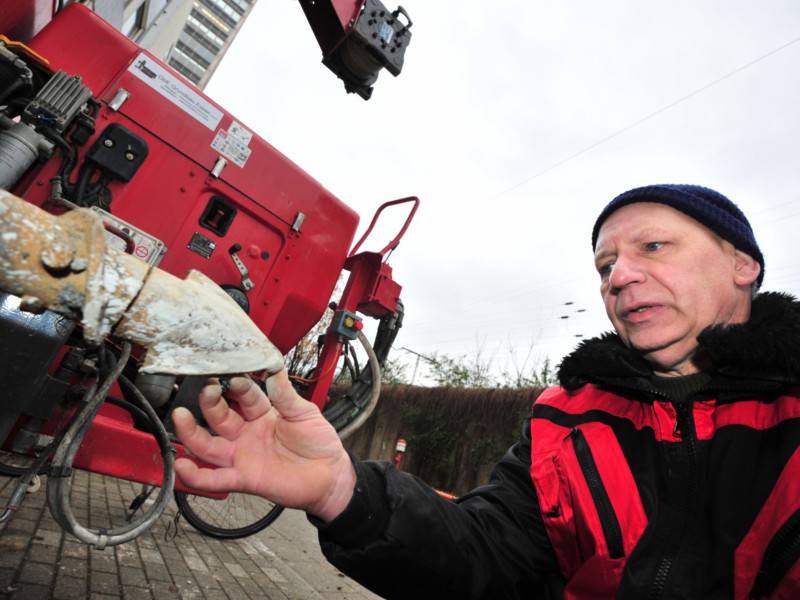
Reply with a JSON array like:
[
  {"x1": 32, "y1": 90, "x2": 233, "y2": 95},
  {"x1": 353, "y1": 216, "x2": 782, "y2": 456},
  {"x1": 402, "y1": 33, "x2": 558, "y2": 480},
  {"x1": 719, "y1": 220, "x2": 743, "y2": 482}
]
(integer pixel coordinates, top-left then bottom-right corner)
[{"x1": 228, "y1": 244, "x2": 254, "y2": 291}]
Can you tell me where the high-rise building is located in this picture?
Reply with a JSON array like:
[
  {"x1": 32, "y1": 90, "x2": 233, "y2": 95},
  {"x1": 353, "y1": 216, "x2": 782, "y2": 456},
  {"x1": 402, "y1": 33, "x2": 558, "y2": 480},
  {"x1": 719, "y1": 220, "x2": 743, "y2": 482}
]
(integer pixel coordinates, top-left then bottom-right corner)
[
  {"x1": 162, "y1": 0, "x2": 256, "y2": 89},
  {"x1": 75, "y1": 0, "x2": 257, "y2": 90}
]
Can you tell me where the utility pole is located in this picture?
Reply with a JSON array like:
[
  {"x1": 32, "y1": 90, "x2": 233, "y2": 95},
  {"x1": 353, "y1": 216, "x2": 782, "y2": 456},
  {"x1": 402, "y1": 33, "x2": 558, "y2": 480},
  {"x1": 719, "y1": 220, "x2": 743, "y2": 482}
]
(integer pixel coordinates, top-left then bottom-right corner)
[{"x1": 398, "y1": 347, "x2": 434, "y2": 385}]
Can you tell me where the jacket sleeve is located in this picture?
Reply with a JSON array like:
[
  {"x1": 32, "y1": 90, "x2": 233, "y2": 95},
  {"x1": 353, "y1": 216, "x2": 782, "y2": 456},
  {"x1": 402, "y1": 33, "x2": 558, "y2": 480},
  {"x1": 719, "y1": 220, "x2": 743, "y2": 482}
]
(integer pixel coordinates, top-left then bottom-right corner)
[{"x1": 312, "y1": 417, "x2": 564, "y2": 600}]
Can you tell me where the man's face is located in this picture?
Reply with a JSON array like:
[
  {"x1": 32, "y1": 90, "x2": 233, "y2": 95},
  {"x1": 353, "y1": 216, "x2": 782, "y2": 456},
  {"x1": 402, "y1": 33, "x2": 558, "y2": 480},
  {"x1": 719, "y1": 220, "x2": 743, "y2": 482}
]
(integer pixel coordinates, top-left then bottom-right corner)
[{"x1": 594, "y1": 202, "x2": 760, "y2": 376}]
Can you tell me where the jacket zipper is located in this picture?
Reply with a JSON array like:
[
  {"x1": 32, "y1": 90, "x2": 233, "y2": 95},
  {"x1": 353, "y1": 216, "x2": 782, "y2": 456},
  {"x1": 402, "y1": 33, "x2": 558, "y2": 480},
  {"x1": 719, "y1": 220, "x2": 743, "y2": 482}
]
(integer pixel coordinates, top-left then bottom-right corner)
[
  {"x1": 567, "y1": 427, "x2": 625, "y2": 559},
  {"x1": 749, "y1": 508, "x2": 800, "y2": 599},
  {"x1": 647, "y1": 400, "x2": 699, "y2": 600}
]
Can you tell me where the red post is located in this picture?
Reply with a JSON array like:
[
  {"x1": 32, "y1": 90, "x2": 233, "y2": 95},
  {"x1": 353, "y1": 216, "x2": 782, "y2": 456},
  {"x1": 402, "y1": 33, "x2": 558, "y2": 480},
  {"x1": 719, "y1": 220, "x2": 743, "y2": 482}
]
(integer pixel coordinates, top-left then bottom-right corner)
[{"x1": 393, "y1": 438, "x2": 407, "y2": 468}]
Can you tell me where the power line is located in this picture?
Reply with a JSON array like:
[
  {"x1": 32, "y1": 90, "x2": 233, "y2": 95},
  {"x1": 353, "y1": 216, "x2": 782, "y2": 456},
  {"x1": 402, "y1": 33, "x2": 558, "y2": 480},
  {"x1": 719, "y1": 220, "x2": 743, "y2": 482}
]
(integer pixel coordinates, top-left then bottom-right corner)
[{"x1": 490, "y1": 34, "x2": 800, "y2": 200}]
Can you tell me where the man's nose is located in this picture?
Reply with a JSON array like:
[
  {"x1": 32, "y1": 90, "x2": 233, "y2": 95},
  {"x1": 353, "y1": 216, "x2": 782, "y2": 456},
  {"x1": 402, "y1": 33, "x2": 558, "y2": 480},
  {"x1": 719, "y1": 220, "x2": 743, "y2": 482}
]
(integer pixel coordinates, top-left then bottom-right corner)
[{"x1": 608, "y1": 256, "x2": 644, "y2": 289}]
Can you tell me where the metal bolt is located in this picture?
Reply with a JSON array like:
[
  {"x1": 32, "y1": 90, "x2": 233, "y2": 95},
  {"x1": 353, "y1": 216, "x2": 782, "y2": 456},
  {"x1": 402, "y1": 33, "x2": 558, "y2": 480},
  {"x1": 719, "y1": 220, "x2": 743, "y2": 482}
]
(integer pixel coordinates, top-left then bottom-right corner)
[
  {"x1": 125, "y1": 152, "x2": 135, "y2": 161},
  {"x1": 104, "y1": 139, "x2": 114, "y2": 147},
  {"x1": 40, "y1": 242, "x2": 75, "y2": 270}
]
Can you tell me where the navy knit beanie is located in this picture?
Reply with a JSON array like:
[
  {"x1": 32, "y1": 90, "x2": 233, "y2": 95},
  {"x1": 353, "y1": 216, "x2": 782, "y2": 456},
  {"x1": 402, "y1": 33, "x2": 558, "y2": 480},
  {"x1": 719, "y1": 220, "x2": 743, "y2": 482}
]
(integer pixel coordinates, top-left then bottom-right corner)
[{"x1": 591, "y1": 184, "x2": 764, "y2": 288}]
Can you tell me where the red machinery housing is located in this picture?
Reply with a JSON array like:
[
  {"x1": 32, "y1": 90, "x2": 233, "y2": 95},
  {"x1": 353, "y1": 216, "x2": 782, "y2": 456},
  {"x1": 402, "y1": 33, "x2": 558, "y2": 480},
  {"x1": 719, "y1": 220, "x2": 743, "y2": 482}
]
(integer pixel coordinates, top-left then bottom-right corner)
[
  {"x1": 0, "y1": 2, "x2": 417, "y2": 544},
  {"x1": 13, "y1": 4, "x2": 359, "y2": 353}
]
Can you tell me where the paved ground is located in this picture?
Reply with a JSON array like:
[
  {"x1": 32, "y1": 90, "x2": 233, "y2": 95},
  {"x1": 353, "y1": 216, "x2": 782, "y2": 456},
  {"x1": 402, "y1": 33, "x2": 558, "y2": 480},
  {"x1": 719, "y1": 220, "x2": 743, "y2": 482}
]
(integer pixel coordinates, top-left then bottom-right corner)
[{"x1": 0, "y1": 470, "x2": 383, "y2": 599}]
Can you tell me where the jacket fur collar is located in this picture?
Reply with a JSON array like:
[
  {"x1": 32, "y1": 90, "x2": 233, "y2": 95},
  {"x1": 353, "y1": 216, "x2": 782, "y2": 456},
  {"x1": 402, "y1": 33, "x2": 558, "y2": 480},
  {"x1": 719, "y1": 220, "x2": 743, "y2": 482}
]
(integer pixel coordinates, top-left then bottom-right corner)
[{"x1": 557, "y1": 291, "x2": 800, "y2": 392}]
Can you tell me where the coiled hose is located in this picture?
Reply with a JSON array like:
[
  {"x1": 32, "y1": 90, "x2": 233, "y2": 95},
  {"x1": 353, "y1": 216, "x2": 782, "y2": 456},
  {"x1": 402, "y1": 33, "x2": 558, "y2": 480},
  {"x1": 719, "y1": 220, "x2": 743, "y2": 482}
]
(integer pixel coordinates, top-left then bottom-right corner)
[
  {"x1": 323, "y1": 301, "x2": 404, "y2": 438},
  {"x1": 45, "y1": 342, "x2": 176, "y2": 548}
]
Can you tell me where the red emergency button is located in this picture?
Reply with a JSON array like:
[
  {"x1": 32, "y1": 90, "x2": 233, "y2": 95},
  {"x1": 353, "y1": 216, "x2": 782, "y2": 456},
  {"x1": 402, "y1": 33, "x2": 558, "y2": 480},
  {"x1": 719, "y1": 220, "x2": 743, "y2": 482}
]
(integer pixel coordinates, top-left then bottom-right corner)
[{"x1": 344, "y1": 316, "x2": 364, "y2": 330}]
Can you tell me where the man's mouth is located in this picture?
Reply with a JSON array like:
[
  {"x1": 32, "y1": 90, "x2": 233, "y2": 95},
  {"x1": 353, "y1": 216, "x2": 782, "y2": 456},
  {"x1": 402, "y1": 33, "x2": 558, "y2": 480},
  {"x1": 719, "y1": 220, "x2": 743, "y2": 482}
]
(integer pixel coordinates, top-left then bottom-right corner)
[{"x1": 622, "y1": 304, "x2": 661, "y2": 320}]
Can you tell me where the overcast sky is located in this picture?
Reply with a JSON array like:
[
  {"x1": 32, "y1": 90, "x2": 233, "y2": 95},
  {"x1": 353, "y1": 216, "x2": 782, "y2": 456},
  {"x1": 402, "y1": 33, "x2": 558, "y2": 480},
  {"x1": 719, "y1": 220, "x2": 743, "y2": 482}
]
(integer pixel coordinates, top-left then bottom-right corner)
[{"x1": 204, "y1": 1, "x2": 800, "y2": 383}]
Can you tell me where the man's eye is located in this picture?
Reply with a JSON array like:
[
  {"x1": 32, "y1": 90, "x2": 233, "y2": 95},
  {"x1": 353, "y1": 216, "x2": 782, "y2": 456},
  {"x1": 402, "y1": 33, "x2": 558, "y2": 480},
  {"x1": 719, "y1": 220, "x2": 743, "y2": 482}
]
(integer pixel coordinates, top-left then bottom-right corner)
[
  {"x1": 598, "y1": 263, "x2": 614, "y2": 276},
  {"x1": 644, "y1": 242, "x2": 664, "y2": 252}
]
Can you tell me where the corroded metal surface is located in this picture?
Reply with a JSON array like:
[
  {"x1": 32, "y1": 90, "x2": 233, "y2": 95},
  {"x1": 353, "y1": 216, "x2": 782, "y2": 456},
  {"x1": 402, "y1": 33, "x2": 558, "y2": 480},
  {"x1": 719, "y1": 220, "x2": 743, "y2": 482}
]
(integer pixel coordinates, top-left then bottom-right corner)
[
  {"x1": 0, "y1": 189, "x2": 284, "y2": 375},
  {"x1": 0, "y1": 189, "x2": 105, "y2": 322}
]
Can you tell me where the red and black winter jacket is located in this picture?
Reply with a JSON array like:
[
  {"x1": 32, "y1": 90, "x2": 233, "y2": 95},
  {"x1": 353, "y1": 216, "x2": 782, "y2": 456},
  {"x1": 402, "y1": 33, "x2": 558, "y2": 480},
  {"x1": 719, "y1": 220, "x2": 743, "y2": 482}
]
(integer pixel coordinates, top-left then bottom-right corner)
[
  {"x1": 541, "y1": 291, "x2": 800, "y2": 599},
  {"x1": 318, "y1": 292, "x2": 800, "y2": 600}
]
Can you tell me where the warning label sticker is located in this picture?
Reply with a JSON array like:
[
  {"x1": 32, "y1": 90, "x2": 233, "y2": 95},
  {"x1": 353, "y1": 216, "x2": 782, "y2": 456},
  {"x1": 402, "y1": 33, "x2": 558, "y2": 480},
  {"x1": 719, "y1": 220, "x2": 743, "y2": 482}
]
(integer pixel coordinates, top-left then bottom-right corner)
[{"x1": 211, "y1": 122, "x2": 253, "y2": 168}]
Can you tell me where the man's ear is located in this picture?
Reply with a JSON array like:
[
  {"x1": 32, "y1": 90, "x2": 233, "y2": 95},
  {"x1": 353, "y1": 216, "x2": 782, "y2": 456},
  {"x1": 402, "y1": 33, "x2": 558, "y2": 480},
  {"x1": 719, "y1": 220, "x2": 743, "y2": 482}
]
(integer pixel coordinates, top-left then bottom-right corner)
[{"x1": 733, "y1": 249, "x2": 760, "y2": 286}]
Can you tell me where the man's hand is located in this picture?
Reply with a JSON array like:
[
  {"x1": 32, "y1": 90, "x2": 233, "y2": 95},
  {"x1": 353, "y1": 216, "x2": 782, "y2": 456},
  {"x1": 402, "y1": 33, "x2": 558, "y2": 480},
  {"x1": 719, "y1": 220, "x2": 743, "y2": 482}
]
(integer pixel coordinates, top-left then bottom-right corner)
[{"x1": 173, "y1": 369, "x2": 356, "y2": 522}]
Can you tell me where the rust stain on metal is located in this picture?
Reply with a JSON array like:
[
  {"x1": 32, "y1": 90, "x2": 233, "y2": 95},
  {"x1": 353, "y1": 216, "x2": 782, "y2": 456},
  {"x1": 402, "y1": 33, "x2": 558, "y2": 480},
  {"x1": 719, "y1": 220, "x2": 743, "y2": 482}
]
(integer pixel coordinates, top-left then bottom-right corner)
[{"x1": 0, "y1": 189, "x2": 285, "y2": 376}]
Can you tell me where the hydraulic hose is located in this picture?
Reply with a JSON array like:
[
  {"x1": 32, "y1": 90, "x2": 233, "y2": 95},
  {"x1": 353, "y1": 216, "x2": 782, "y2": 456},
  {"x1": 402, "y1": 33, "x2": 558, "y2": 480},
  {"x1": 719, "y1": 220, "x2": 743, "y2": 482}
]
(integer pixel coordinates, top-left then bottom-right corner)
[
  {"x1": 335, "y1": 330, "x2": 382, "y2": 440},
  {"x1": 323, "y1": 300, "x2": 404, "y2": 437},
  {"x1": 45, "y1": 343, "x2": 176, "y2": 548}
]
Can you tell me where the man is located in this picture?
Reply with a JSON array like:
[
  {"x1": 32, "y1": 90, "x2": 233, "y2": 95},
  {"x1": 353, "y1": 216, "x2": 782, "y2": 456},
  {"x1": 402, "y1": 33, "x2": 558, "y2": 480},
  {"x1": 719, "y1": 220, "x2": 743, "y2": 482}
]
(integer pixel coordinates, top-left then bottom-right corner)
[{"x1": 173, "y1": 184, "x2": 800, "y2": 599}]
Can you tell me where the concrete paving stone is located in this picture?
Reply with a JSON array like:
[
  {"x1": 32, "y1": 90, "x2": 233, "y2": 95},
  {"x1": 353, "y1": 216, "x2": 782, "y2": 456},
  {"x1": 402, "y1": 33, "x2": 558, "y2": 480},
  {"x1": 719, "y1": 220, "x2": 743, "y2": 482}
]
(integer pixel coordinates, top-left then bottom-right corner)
[
  {"x1": 165, "y1": 559, "x2": 195, "y2": 579},
  {"x1": 53, "y1": 574, "x2": 89, "y2": 599},
  {"x1": 62, "y1": 538, "x2": 89, "y2": 559},
  {"x1": 118, "y1": 565, "x2": 147, "y2": 587},
  {"x1": 223, "y1": 545, "x2": 253, "y2": 565},
  {"x1": 198, "y1": 536, "x2": 226, "y2": 551},
  {"x1": 1, "y1": 531, "x2": 30, "y2": 551},
  {"x1": 224, "y1": 545, "x2": 251, "y2": 560},
  {"x1": 32, "y1": 542, "x2": 60, "y2": 563},
  {"x1": 201, "y1": 542, "x2": 235, "y2": 562},
  {"x1": 222, "y1": 562, "x2": 249, "y2": 579},
  {"x1": 158, "y1": 544, "x2": 188, "y2": 563},
  {"x1": 7, "y1": 582, "x2": 52, "y2": 599},
  {"x1": 174, "y1": 577, "x2": 203, "y2": 599},
  {"x1": 320, "y1": 593, "x2": 376, "y2": 600},
  {"x1": 135, "y1": 538, "x2": 157, "y2": 553},
  {"x1": 138, "y1": 546, "x2": 162, "y2": 564},
  {"x1": 183, "y1": 555, "x2": 209, "y2": 573},
  {"x1": 183, "y1": 537, "x2": 206, "y2": 553},
  {"x1": 0, "y1": 552, "x2": 25, "y2": 571},
  {"x1": 213, "y1": 579, "x2": 250, "y2": 599},
  {"x1": 240, "y1": 575, "x2": 277, "y2": 596},
  {"x1": 12, "y1": 500, "x2": 41, "y2": 521},
  {"x1": 197, "y1": 554, "x2": 225, "y2": 572},
  {"x1": 2, "y1": 471, "x2": 384, "y2": 600},
  {"x1": 143, "y1": 559, "x2": 173, "y2": 582},
  {"x1": 115, "y1": 544, "x2": 143, "y2": 568},
  {"x1": 281, "y1": 588, "x2": 325, "y2": 600},
  {"x1": 236, "y1": 560, "x2": 266, "y2": 581},
  {"x1": 4, "y1": 517, "x2": 37, "y2": 536},
  {"x1": 199, "y1": 552, "x2": 228, "y2": 572},
  {"x1": 239, "y1": 561, "x2": 272, "y2": 580},
  {"x1": 261, "y1": 586, "x2": 295, "y2": 600},
  {"x1": 286, "y1": 565, "x2": 352, "y2": 596},
  {"x1": 17, "y1": 560, "x2": 56, "y2": 584},
  {"x1": 258, "y1": 565, "x2": 288, "y2": 584},
  {"x1": 147, "y1": 579, "x2": 182, "y2": 597},
  {"x1": 57, "y1": 556, "x2": 89, "y2": 579},
  {"x1": 188, "y1": 571, "x2": 223, "y2": 592},
  {"x1": 91, "y1": 549, "x2": 118, "y2": 573},
  {"x1": 31, "y1": 527, "x2": 62, "y2": 547},
  {"x1": 205, "y1": 566, "x2": 236, "y2": 585},
  {"x1": 90, "y1": 569, "x2": 121, "y2": 595},
  {"x1": 181, "y1": 545, "x2": 202, "y2": 559},
  {"x1": 122, "y1": 586, "x2": 154, "y2": 600}
]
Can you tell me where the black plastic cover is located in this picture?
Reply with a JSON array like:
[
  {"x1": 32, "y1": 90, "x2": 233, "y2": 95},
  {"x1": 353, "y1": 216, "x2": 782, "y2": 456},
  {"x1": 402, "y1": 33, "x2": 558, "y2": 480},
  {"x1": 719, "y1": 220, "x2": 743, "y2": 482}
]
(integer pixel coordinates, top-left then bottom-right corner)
[{"x1": 86, "y1": 123, "x2": 148, "y2": 181}]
